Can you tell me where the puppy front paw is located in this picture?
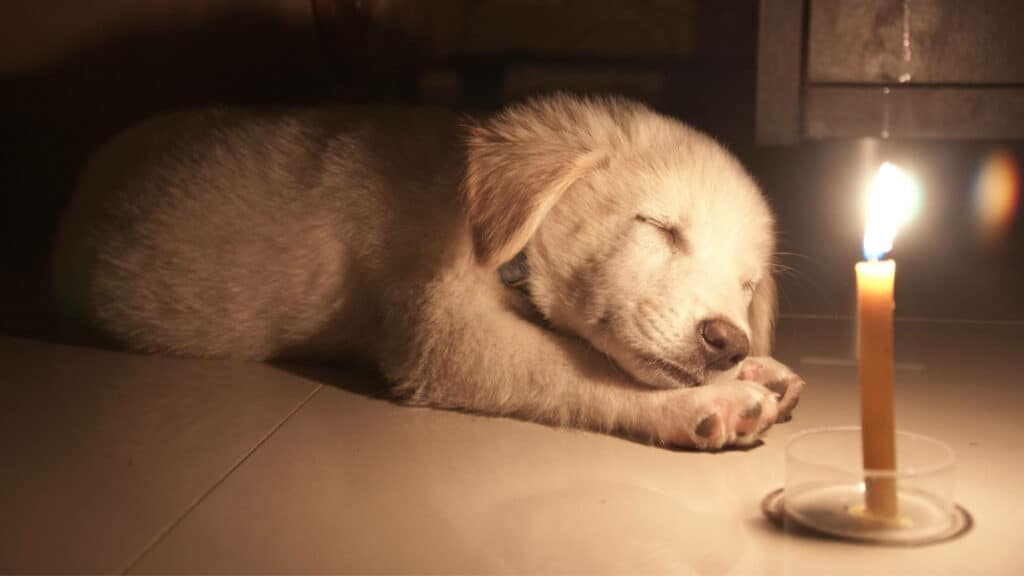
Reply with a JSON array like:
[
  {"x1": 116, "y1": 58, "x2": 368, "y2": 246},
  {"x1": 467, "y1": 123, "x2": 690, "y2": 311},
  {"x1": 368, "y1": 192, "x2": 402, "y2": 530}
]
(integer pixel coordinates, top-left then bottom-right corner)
[
  {"x1": 736, "y1": 356, "x2": 805, "y2": 423},
  {"x1": 657, "y1": 380, "x2": 780, "y2": 451}
]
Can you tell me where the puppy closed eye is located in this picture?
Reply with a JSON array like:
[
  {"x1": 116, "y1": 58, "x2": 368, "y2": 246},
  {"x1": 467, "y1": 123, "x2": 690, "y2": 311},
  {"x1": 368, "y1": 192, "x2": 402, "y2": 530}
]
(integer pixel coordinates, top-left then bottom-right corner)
[{"x1": 636, "y1": 215, "x2": 685, "y2": 250}]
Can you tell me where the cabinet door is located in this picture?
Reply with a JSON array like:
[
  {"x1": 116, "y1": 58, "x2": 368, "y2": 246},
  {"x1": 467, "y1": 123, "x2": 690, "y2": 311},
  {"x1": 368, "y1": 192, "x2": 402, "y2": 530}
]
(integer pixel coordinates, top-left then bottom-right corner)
[{"x1": 807, "y1": 0, "x2": 1024, "y2": 84}]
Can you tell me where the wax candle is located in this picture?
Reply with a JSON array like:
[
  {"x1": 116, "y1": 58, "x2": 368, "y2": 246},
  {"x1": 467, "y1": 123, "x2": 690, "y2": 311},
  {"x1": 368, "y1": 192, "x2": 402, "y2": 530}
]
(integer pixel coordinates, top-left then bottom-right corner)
[
  {"x1": 854, "y1": 162, "x2": 919, "y2": 521},
  {"x1": 856, "y1": 259, "x2": 898, "y2": 518}
]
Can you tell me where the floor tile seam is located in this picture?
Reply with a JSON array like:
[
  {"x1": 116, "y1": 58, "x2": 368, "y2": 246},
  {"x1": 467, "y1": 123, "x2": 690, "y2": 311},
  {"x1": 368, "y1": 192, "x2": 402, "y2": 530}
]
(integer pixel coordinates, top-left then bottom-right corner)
[
  {"x1": 119, "y1": 383, "x2": 324, "y2": 574},
  {"x1": 779, "y1": 313, "x2": 1024, "y2": 326}
]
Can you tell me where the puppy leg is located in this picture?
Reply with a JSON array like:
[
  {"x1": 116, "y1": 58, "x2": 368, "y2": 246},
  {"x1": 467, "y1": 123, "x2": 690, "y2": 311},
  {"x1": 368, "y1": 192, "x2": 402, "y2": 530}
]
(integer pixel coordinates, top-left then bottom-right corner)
[
  {"x1": 737, "y1": 356, "x2": 806, "y2": 423},
  {"x1": 386, "y1": 289, "x2": 783, "y2": 450}
]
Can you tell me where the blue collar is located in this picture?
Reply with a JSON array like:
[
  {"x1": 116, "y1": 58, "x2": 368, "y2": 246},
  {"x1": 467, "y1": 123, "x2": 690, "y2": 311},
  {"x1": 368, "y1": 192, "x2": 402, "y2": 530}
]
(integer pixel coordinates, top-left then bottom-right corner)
[{"x1": 498, "y1": 251, "x2": 529, "y2": 292}]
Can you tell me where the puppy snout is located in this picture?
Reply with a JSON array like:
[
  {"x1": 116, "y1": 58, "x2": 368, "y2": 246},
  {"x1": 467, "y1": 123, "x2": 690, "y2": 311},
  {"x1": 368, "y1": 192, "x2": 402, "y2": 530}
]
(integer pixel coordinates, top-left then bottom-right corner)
[{"x1": 699, "y1": 318, "x2": 750, "y2": 371}]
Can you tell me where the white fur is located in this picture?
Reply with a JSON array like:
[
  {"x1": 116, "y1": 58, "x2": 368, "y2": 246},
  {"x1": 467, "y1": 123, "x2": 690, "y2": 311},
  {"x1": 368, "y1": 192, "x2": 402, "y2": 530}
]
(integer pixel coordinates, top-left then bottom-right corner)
[{"x1": 54, "y1": 95, "x2": 804, "y2": 450}]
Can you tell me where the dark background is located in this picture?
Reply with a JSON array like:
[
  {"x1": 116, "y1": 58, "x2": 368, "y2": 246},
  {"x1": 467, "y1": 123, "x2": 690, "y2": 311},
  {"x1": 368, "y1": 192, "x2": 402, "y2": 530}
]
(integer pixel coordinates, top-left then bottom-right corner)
[{"x1": 2, "y1": 0, "x2": 1022, "y2": 345}]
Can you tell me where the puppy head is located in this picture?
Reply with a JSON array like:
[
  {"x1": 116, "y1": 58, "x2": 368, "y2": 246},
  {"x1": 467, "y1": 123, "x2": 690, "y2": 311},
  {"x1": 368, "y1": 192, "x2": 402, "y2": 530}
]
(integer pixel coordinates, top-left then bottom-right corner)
[{"x1": 464, "y1": 94, "x2": 776, "y2": 388}]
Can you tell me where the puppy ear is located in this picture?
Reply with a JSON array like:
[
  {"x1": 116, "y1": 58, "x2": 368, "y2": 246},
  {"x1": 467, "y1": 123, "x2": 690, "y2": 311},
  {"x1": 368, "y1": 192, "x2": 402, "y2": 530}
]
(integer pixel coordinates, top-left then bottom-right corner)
[
  {"x1": 462, "y1": 95, "x2": 613, "y2": 268},
  {"x1": 748, "y1": 273, "x2": 777, "y2": 356}
]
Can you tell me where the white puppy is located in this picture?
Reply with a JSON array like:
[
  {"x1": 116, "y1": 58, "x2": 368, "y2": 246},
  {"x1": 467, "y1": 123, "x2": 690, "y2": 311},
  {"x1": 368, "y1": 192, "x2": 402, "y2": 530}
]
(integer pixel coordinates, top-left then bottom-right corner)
[{"x1": 54, "y1": 94, "x2": 804, "y2": 450}]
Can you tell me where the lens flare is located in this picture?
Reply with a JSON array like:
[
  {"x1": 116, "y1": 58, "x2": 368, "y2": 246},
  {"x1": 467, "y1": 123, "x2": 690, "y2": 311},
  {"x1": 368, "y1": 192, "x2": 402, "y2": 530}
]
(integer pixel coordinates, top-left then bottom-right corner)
[
  {"x1": 972, "y1": 150, "x2": 1020, "y2": 248},
  {"x1": 863, "y1": 162, "x2": 921, "y2": 261}
]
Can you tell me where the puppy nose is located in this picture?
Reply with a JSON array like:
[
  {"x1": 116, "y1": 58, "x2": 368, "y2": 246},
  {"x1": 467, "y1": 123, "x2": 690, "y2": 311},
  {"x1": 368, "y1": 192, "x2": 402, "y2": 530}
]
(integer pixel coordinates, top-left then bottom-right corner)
[{"x1": 699, "y1": 318, "x2": 750, "y2": 370}]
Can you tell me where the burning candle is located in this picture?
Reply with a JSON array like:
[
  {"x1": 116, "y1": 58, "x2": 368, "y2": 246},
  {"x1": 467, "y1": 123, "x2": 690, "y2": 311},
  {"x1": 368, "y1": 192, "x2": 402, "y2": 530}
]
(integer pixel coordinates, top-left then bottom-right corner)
[
  {"x1": 855, "y1": 162, "x2": 919, "y2": 521},
  {"x1": 856, "y1": 258, "x2": 898, "y2": 517}
]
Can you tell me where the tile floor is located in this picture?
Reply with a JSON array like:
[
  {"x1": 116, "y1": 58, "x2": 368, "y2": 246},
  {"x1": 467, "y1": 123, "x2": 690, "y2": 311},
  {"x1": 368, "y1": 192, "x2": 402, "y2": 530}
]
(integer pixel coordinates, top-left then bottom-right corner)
[{"x1": 2, "y1": 317, "x2": 1022, "y2": 574}]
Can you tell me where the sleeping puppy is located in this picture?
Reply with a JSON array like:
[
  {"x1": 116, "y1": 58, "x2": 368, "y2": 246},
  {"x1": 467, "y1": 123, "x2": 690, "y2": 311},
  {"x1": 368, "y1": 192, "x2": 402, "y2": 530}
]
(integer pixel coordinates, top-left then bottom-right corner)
[{"x1": 54, "y1": 94, "x2": 804, "y2": 450}]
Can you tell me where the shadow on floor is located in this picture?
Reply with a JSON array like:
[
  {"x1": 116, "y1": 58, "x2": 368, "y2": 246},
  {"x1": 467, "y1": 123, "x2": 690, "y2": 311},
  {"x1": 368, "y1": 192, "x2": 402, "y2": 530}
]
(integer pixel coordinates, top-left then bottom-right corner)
[{"x1": 271, "y1": 358, "x2": 392, "y2": 399}]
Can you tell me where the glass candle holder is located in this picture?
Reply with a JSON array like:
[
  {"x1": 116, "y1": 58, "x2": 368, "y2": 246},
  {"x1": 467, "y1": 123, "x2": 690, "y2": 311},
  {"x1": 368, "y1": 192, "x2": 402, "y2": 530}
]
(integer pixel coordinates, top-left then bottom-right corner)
[{"x1": 763, "y1": 426, "x2": 970, "y2": 545}]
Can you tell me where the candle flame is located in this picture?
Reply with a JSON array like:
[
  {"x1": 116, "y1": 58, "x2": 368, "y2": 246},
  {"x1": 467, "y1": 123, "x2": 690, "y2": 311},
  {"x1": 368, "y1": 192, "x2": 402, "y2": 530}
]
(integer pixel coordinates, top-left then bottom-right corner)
[{"x1": 863, "y1": 162, "x2": 920, "y2": 261}]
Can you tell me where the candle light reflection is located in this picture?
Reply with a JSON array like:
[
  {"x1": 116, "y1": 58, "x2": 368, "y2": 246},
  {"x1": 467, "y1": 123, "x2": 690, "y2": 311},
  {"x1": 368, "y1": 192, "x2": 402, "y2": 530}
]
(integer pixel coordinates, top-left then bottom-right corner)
[{"x1": 972, "y1": 149, "x2": 1020, "y2": 249}]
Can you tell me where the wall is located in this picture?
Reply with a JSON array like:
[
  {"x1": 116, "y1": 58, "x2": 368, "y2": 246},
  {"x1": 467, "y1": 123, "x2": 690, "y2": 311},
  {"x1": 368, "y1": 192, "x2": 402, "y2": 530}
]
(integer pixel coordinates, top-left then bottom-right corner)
[
  {"x1": 1, "y1": 0, "x2": 313, "y2": 74},
  {"x1": 1, "y1": 0, "x2": 330, "y2": 340}
]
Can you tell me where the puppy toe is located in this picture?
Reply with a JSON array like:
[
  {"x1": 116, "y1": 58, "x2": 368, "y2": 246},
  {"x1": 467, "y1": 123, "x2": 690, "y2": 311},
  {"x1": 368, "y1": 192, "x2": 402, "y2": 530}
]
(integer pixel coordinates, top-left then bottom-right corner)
[
  {"x1": 695, "y1": 413, "x2": 720, "y2": 439},
  {"x1": 777, "y1": 395, "x2": 800, "y2": 423},
  {"x1": 741, "y1": 403, "x2": 762, "y2": 420},
  {"x1": 765, "y1": 379, "x2": 788, "y2": 399},
  {"x1": 669, "y1": 413, "x2": 724, "y2": 450}
]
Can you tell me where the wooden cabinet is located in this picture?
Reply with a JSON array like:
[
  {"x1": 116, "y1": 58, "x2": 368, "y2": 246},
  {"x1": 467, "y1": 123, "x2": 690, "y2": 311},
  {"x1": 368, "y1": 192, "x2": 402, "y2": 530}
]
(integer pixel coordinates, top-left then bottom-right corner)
[
  {"x1": 757, "y1": 0, "x2": 1024, "y2": 143},
  {"x1": 312, "y1": 0, "x2": 699, "y2": 106}
]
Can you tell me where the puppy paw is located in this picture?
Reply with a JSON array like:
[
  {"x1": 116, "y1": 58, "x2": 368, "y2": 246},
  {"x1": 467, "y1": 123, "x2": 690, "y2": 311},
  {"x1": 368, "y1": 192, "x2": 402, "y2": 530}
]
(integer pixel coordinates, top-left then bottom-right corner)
[
  {"x1": 737, "y1": 356, "x2": 805, "y2": 423},
  {"x1": 657, "y1": 380, "x2": 780, "y2": 451}
]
